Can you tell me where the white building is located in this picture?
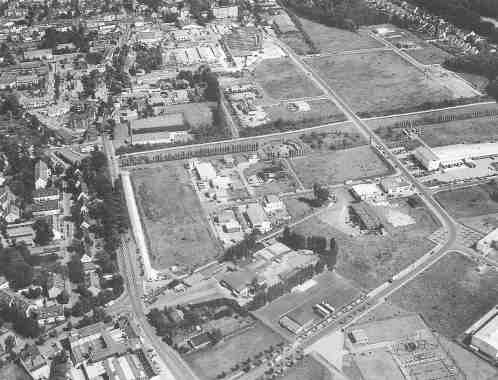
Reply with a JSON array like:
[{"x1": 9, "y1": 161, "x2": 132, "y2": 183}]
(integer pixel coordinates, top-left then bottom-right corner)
[
  {"x1": 477, "y1": 228, "x2": 498, "y2": 257},
  {"x1": 414, "y1": 142, "x2": 498, "y2": 171},
  {"x1": 195, "y1": 161, "x2": 217, "y2": 181},
  {"x1": 246, "y1": 203, "x2": 271, "y2": 233},
  {"x1": 263, "y1": 194, "x2": 285, "y2": 213},
  {"x1": 470, "y1": 309, "x2": 498, "y2": 359},
  {"x1": 351, "y1": 183, "x2": 385, "y2": 202},
  {"x1": 380, "y1": 177, "x2": 413, "y2": 197},
  {"x1": 414, "y1": 146, "x2": 440, "y2": 171}
]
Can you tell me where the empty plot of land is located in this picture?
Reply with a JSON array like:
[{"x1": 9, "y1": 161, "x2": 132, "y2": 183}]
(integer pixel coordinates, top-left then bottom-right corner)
[
  {"x1": 290, "y1": 145, "x2": 391, "y2": 187},
  {"x1": 279, "y1": 356, "x2": 332, "y2": 380},
  {"x1": 306, "y1": 51, "x2": 456, "y2": 115},
  {"x1": 162, "y1": 102, "x2": 216, "y2": 128},
  {"x1": 131, "y1": 164, "x2": 220, "y2": 271},
  {"x1": 294, "y1": 201, "x2": 439, "y2": 289},
  {"x1": 265, "y1": 99, "x2": 345, "y2": 125},
  {"x1": 405, "y1": 45, "x2": 451, "y2": 65},
  {"x1": 253, "y1": 58, "x2": 323, "y2": 100},
  {"x1": 298, "y1": 17, "x2": 382, "y2": 54},
  {"x1": 435, "y1": 183, "x2": 498, "y2": 219},
  {"x1": 460, "y1": 213, "x2": 498, "y2": 235},
  {"x1": 420, "y1": 116, "x2": 498, "y2": 147},
  {"x1": 185, "y1": 322, "x2": 283, "y2": 380},
  {"x1": 389, "y1": 252, "x2": 498, "y2": 339}
]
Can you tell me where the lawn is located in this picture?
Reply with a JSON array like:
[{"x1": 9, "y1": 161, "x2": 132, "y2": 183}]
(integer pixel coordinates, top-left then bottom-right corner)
[
  {"x1": 298, "y1": 17, "x2": 382, "y2": 54},
  {"x1": 279, "y1": 32, "x2": 313, "y2": 56},
  {"x1": 306, "y1": 51, "x2": 456, "y2": 115},
  {"x1": 290, "y1": 145, "x2": 392, "y2": 187},
  {"x1": 264, "y1": 99, "x2": 345, "y2": 126},
  {"x1": 185, "y1": 322, "x2": 284, "y2": 380},
  {"x1": 405, "y1": 45, "x2": 451, "y2": 65},
  {"x1": 421, "y1": 116, "x2": 498, "y2": 147},
  {"x1": 293, "y1": 199, "x2": 439, "y2": 289},
  {"x1": 131, "y1": 163, "x2": 221, "y2": 271},
  {"x1": 297, "y1": 124, "x2": 365, "y2": 152},
  {"x1": 279, "y1": 356, "x2": 331, "y2": 380},
  {"x1": 389, "y1": 252, "x2": 498, "y2": 339},
  {"x1": 160, "y1": 101, "x2": 216, "y2": 128},
  {"x1": 435, "y1": 183, "x2": 498, "y2": 219},
  {"x1": 253, "y1": 57, "x2": 322, "y2": 100}
]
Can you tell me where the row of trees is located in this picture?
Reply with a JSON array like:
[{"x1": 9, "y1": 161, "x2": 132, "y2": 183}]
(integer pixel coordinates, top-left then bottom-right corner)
[
  {"x1": 443, "y1": 54, "x2": 498, "y2": 101},
  {"x1": 281, "y1": 227, "x2": 339, "y2": 269},
  {"x1": 281, "y1": 0, "x2": 389, "y2": 31}
]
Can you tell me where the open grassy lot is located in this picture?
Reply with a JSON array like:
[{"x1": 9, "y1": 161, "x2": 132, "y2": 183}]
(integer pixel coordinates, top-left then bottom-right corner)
[
  {"x1": 297, "y1": 123, "x2": 365, "y2": 152},
  {"x1": 294, "y1": 199, "x2": 439, "y2": 290},
  {"x1": 435, "y1": 183, "x2": 498, "y2": 219},
  {"x1": 298, "y1": 17, "x2": 382, "y2": 54},
  {"x1": 131, "y1": 164, "x2": 220, "y2": 271},
  {"x1": 185, "y1": 322, "x2": 284, "y2": 380},
  {"x1": 253, "y1": 58, "x2": 323, "y2": 100},
  {"x1": 420, "y1": 116, "x2": 498, "y2": 147},
  {"x1": 264, "y1": 98, "x2": 345, "y2": 126},
  {"x1": 279, "y1": 32, "x2": 313, "y2": 56},
  {"x1": 459, "y1": 213, "x2": 498, "y2": 235},
  {"x1": 389, "y1": 252, "x2": 498, "y2": 339},
  {"x1": 161, "y1": 101, "x2": 216, "y2": 128},
  {"x1": 290, "y1": 145, "x2": 392, "y2": 187},
  {"x1": 255, "y1": 271, "x2": 360, "y2": 336},
  {"x1": 406, "y1": 45, "x2": 452, "y2": 65},
  {"x1": 279, "y1": 356, "x2": 331, "y2": 380},
  {"x1": 306, "y1": 51, "x2": 456, "y2": 115}
]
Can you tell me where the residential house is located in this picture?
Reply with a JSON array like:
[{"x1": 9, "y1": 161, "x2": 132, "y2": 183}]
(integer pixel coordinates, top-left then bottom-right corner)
[
  {"x1": 32, "y1": 187, "x2": 60, "y2": 203},
  {"x1": 37, "y1": 303, "x2": 65, "y2": 326},
  {"x1": 34, "y1": 160, "x2": 50, "y2": 189},
  {"x1": 0, "y1": 288, "x2": 38, "y2": 318},
  {"x1": 6, "y1": 221, "x2": 36, "y2": 246}
]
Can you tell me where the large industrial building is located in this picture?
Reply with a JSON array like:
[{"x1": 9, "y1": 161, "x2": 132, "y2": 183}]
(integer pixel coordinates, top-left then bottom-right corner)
[
  {"x1": 465, "y1": 305, "x2": 498, "y2": 360},
  {"x1": 129, "y1": 113, "x2": 191, "y2": 145},
  {"x1": 414, "y1": 142, "x2": 498, "y2": 171}
]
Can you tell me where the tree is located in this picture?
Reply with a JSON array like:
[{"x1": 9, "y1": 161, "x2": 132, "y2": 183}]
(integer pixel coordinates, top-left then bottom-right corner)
[
  {"x1": 4, "y1": 335, "x2": 15, "y2": 352},
  {"x1": 56, "y1": 290, "x2": 70, "y2": 304},
  {"x1": 33, "y1": 219, "x2": 54, "y2": 246},
  {"x1": 313, "y1": 183, "x2": 330, "y2": 205},
  {"x1": 67, "y1": 255, "x2": 84, "y2": 284}
]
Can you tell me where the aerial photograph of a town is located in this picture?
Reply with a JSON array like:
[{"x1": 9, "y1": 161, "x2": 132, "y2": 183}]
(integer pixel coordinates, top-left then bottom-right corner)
[{"x1": 2, "y1": 0, "x2": 498, "y2": 379}]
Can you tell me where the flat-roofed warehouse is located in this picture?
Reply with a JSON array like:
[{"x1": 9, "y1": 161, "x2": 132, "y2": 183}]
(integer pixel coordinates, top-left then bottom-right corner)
[
  {"x1": 350, "y1": 202, "x2": 382, "y2": 231},
  {"x1": 414, "y1": 142, "x2": 498, "y2": 170},
  {"x1": 467, "y1": 306, "x2": 498, "y2": 360},
  {"x1": 129, "y1": 113, "x2": 190, "y2": 145}
]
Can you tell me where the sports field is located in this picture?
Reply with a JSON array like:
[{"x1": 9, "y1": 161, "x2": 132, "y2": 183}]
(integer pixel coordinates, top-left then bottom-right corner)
[
  {"x1": 435, "y1": 183, "x2": 498, "y2": 219},
  {"x1": 306, "y1": 51, "x2": 456, "y2": 114},
  {"x1": 290, "y1": 145, "x2": 392, "y2": 187},
  {"x1": 389, "y1": 252, "x2": 498, "y2": 339},
  {"x1": 298, "y1": 17, "x2": 382, "y2": 54},
  {"x1": 131, "y1": 164, "x2": 220, "y2": 271},
  {"x1": 253, "y1": 57, "x2": 323, "y2": 100}
]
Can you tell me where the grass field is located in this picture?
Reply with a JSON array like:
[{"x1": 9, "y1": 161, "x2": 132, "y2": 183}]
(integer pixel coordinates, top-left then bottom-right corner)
[
  {"x1": 160, "y1": 101, "x2": 216, "y2": 128},
  {"x1": 264, "y1": 99, "x2": 345, "y2": 125},
  {"x1": 297, "y1": 123, "x2": 365, "y2": 152},
  {"x1": 435, "y1": 183, "x2": 498, "y2": 219},
  {"x1": 280, "y1": 356, "x2": 331, "y2": 380},
  {"x1": 290, "y1": 145, "x2": 391, "y2": 187},
  {"x1": 253, "y1": 58, "x2": 323, "y2": 100},
  {"x1": 405, "y1": 45, "x2": 451, "y2": 65},
  {"x1": 279, "y1": 32, "x2": 313, "y2": 56},
  {"x1": 298, "y1": 17, "x2": 382, "y2": 54},
  {"x1": 306, "y1": 51, "x2": 456, "y2": 114},
  {"x1": 185, "y1": 322, "x2": 284, "y2": 380},
  {"x1": 389, "y1": 252, "x2": 498, "y2": 339},
  {"x1": 294, "y1": 199, "x2": 439, "y2": 290},
  {"x1": 131, "y1": 164, "x2": 220, "y2": 271},
  {"x1": 420, "y1": 116, "x2": 498, "y2": 147},
  {"x1": 255, "y1": 271, "x2": 360, "y2": 336}
]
